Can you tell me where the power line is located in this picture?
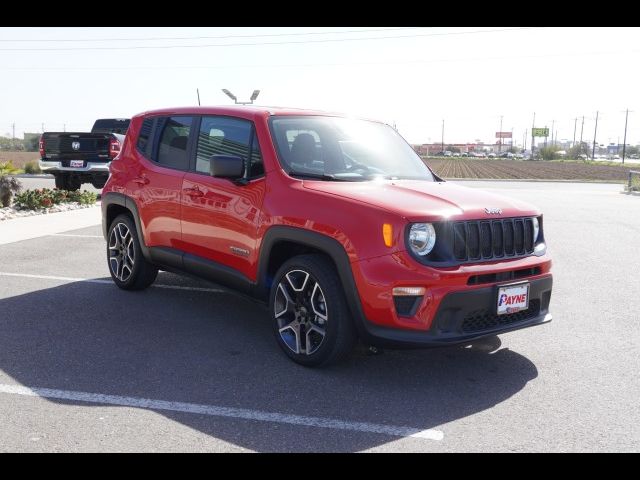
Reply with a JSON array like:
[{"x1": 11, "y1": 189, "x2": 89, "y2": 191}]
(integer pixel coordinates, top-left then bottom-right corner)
[
  {"x1": 0, "y1": 27, "x2": 539, "y2": 52},
  {"x1": 0, "y1": 27, "x2": 425, "y2": 43},
  {"x1": 2, "y1": 46, "x2": 632, "y2": 71}
]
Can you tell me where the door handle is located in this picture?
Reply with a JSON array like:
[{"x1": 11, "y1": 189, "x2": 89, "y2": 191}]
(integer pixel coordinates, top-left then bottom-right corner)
[
  {"x1": 133, "y1": 176, "x2": 149, "y2": 186},
  {"x1": 183, "y1": 187, "x2": 204, "y2": 198}
]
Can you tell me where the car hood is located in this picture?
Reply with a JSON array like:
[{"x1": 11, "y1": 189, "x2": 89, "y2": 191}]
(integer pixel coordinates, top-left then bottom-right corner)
[{"x1": 302, "y1": 180, "x2": 540, "y2": 221}]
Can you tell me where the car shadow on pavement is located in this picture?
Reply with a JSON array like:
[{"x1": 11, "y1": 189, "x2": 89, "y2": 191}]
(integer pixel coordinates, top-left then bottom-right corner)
[{"x1": 0, "y1": 275, "x2": 538, "y2": 452}]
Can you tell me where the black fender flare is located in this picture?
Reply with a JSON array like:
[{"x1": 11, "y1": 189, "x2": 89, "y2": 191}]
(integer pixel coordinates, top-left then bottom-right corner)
[
  {"x1": 255, "y1": 226, "x2": 369, "y2": 337},
  {"x1": 101, "y1": 192, "x2": 151, "y2": 261}
]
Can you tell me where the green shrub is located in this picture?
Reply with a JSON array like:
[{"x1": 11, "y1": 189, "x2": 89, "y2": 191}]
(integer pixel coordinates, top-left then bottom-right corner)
[
  {"x1": 67, "y1": 190, "x2": 97, "y2": 204},
  {"x1": 12, "y1": 188, "x2": 97, "y2": 210},
  {"x1": 0, "y1": 161, "x2": 19, "y2": 175},
  {"x1": 23, "y1": 161, "x2": 41, "y2": 174}
]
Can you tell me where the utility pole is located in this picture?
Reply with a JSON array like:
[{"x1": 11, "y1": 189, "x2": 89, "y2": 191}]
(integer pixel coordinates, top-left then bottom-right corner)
[
  {"x1": 441, "y1": 119, "x2": 444, "y2": 154},
  {"x1": 511, "y1": 127, "x2": 514, "y2": 152},
  {"x1": 544, "y1": 125, "x2": 548, "y2": 148},
  {"x1": 592, "y1": 111, "x2": 599, "y2": 161},
  {"x1": 622, "y1": 108, "x2": 631, "y2": 164},
  {"x1": 12, "y1": 122, "x2": 15, "y2": 139},
  {"x1": 197, "y1": 88, "x2": 201, "y2": 106},
  {"x1": 41, "y1": 123, "x2": 44, "y2": 133},
  {"x1": 531, "y1": 112, "x2": 536, "y2": 159},
  {"x1": 551, "y1": 119, "x2": 555, "y2": 146},
  {"x1": 572, "y1": 117, "x2": 577, "y2": 149},
  {"x1": 524, "y1": 129, "x2": 527, "y2": 151},
  {"x1": 498, "y1": 115, "x2": 503, "y2": 153},
  {"x1": 579, "y1": 115, "x2": 585, "y2": 155}
]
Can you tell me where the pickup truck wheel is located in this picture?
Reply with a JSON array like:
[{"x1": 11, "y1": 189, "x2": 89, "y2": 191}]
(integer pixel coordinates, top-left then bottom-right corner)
[
  {"x1": 107, "y1": 214, "x2": 158, "y2": 290},
  {"x1": 66, "y1": 177, "x2": 81, "y2": 191},
  {"x1": 270, "y1": 254, "x2": 356, "y2": 367},
  {"x1": 54, "y1": 175, "x2": 66, "y2": 190},
  {"x1": 91, "y1": 179, "x2": 107, "y2": 189}
]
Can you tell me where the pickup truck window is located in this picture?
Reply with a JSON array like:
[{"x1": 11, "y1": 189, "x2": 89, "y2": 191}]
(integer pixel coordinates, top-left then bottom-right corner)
[
  {"x1": 91, "y1": 118, "x2": 130, "y2": 135},
  {"x1": 270, "y1": 116, "x2": 435, "y2": 182},
  {"x1": 156, "y1": 116, "x2": 192, "y2": 171}
]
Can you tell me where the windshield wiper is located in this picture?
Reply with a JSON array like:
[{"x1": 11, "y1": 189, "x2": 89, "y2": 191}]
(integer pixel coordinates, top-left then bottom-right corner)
[{"x1": 288, "y1": 172, "x2": 357, "y2": 182}]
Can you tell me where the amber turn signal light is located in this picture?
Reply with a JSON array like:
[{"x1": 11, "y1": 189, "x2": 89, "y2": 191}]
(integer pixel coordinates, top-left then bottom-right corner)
[{"x1": 383, "y1": 223, "x2": 393, "y2": 247}]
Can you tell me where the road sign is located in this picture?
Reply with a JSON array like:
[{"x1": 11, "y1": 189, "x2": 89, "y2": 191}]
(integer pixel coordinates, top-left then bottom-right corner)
[
  {"x1": 532, "y1": 128, "x2": 549, "y2": 137},
  {"x1": 496, "y1": 131, "x2": 512, "y2": 138}
]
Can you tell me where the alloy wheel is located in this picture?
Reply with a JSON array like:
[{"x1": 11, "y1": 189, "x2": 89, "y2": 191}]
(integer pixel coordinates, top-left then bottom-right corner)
[
  {"x1": 274, "y1": 269, "x2": 328, "y2": 355},
  {"x1": 108, "y1": 222, "x2": 135, "y2": 282}
]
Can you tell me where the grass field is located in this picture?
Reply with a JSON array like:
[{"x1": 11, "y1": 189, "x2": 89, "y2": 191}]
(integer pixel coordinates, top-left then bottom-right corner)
[
  {"x1": 0, "y1": 152, "x2": 39, "y2": 169},
  {"x1": 425, "y1": 158, "x2": 639, "y2": 183}
]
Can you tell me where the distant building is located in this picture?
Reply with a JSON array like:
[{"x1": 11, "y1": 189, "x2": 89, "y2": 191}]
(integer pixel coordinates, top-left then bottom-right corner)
[{"x1": 413, "y1": 141, "x2": 520, "y2": 155}]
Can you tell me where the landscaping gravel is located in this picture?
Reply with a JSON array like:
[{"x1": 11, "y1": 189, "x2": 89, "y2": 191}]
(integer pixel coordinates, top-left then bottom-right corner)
[{"x1": 0, "y1": 202, "x2": 98, "y2": 222}]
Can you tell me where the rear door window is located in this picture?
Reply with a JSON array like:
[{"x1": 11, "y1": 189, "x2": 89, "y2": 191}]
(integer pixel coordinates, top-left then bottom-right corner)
[{"x1": 155, "y1": 116, "x2": 193, "y2": 171}]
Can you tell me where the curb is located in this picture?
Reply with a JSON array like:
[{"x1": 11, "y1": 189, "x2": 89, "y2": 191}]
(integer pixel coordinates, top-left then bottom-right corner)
[{"x1": 13, "y1": 174, "x2": 54, "y2": 178}]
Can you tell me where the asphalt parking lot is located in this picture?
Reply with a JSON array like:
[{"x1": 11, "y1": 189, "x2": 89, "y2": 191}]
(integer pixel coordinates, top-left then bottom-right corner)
[{"x1": 1, "y1": 180, "x2": 639, "y2": 452}]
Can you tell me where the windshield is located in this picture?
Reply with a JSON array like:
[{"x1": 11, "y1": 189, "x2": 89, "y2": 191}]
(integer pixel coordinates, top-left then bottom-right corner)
[{"x1": 270, "y1": 116, "x2": 435, "y2": 182}]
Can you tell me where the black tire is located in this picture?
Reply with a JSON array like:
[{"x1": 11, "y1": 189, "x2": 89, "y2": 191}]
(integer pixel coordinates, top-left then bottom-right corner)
[
  {"x1": 270, "y1": 254, "x2": 356, "y2": 367},
  {"x1": 91, "y1": 176, "x2": 108, "y2": 189},
  {"x1": 107, "y1": 214, "x2": 158, "y2": 290},
  {"x1": 54, "y1": 174, "x2": 66, "y2": 190},
  {"x1": 66, "y1": 176, "x2": 81, "y2": 191}
]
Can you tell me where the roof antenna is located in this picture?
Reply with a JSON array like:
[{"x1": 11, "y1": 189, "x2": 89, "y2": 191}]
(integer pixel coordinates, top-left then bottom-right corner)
[{"x1": 197, "y1": 88, "x2": 201, "y2": 106}]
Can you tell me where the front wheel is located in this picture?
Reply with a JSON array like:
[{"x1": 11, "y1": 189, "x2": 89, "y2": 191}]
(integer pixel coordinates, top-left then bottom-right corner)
[
  {"x1": 107, "y1": 214, "x2": 158, "y2": 290},
  {"x1": 270, "y1": 254, "x2": 356, "y2": 367}
]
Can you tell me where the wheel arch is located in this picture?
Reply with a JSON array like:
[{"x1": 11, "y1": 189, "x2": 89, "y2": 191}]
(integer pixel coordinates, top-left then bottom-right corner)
[
  {"x1": 255, "y1": 226, "x2": 368, "y2": 335},
  {"x1": 101, "y1": 192, "x2": 150, "y2": 260}
]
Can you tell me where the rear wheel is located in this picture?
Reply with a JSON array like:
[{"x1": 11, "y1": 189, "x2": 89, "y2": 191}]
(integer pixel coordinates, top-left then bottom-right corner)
[
  {"x1": 66, "y1": 176, "x2": 81, "y2": 191},
  {"x1": 270, "y1": 254, "x2": 356, "y2": 367},
  {"x1": 91, "y1": 176, "x2": 108, "y2": 189},
  {"x1": 107, "y1": 214, "x2": 158, "y2": 290},
  {"x1": 54, "y1": 174, "x2": 66, "y2": 190}
]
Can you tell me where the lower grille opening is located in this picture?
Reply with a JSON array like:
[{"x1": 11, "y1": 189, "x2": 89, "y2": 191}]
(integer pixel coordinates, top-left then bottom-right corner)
[
  {"x1": 462, "y1": 299, "x2": 541, "y2": 333},
  {"x1": 467, "y1": 267, "x2": 541, "y2": 286},
  {"x1": 393, "y1": 295, "x2": 422, "y2": 317}
]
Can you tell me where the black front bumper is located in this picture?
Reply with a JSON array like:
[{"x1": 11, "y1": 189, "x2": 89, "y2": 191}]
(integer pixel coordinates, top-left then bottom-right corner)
[{"x1": 360, "y1": 275, "x2": 553, "y2": 348}]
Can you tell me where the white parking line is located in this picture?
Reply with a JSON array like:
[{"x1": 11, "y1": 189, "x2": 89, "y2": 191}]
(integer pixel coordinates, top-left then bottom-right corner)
[
  {"x1": 0, "y1": 272, "x2": 226, "y2": 294},
  {"x1": 0, "y1": 383, "x2": 443, "y2": 441},
  {"x1": 51, "y1": 234, "x2": 104, "y2": 238}
]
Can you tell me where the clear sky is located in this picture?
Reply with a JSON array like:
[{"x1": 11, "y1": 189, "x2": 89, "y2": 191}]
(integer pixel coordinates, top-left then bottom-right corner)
[{"x1": 1, "y1": 27, "x2": 639, "y2": 147}]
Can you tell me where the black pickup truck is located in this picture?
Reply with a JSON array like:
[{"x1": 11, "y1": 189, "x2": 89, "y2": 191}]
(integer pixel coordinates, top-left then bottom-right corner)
[{"x1": 39, "y1": 118, "x2": 130, "y2": 191}]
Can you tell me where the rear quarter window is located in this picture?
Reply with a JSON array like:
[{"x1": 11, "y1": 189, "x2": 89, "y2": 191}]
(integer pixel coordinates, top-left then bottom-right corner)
[{"x1": 136, "y1": 118, "x2": 154, "y2": 159}]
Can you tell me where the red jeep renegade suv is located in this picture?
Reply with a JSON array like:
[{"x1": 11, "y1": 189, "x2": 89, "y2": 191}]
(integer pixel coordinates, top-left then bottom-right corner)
[{"x1": 102, "y1": 106, "x2": 552, "y2": 367}]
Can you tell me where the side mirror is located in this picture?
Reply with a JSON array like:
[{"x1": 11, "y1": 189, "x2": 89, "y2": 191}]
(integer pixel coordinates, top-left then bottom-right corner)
[{"x1": 210, "y1": 154, "x2": 244, "y2": 179}]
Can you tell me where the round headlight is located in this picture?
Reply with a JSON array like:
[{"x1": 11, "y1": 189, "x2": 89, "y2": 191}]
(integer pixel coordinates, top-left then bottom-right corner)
[
  {"x1": 409, "y1": 223, "x2": 436, "y2": 256},
  {"x1": 532, "y1": 217, "x2": 540, "y2": 243}
]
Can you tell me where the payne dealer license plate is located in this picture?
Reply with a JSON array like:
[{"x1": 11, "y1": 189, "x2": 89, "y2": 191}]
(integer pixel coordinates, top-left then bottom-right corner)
[
  {"x1": 70, "y1": 160, "x2": 84, "y2": 168},
  {"x1": 497, "y1": 282, "x2": 530, "y2": 315}
]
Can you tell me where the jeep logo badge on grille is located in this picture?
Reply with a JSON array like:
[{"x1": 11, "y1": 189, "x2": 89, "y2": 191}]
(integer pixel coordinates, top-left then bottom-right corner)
[
  {"x1": 72, "y1": 141, "x2": 80, "y2": 150},
  {"x1": 484, "y1": 207, "x2": 502, "y2": 215}
]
